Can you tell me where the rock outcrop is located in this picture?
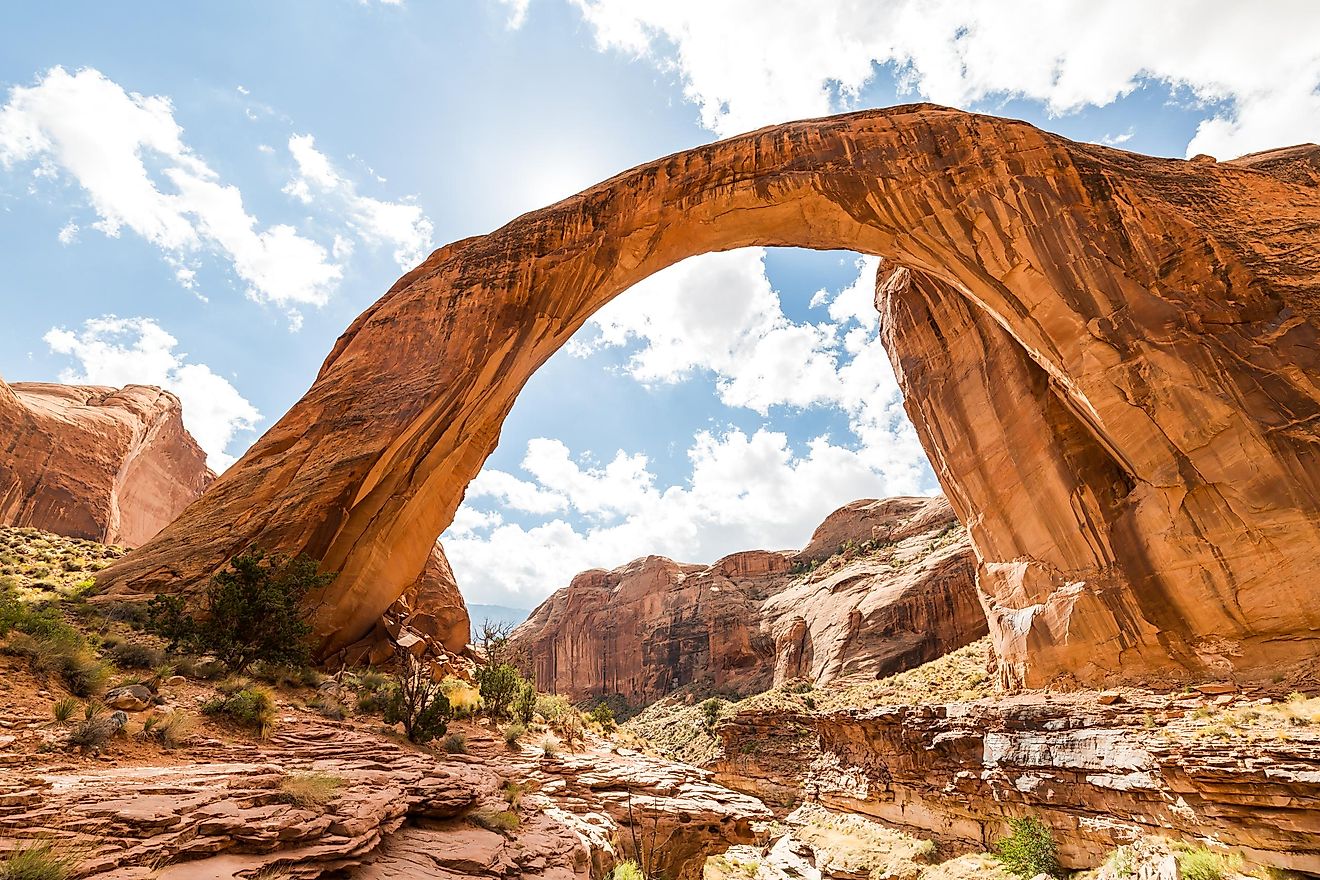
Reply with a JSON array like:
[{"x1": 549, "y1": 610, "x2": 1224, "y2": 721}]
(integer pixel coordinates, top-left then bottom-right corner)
[
  {"x1": 712, "y1": 693, "x2": 1320, "y2": 874},
  {"x1": 0, "y1": 379, "x2": 213, "y2": 548},
  {"x1": 330, "y1": 540, "x2": 473, "y2": 670},
  {"x1": 97, "y1": 107, "x2": 1320, "y2": 688},
  {"x1": 512, "y1": 496, "x2": 985, "y2": 704},
  {"x1": 0, "y1": 713, "x2": 767, "y2": 879}
]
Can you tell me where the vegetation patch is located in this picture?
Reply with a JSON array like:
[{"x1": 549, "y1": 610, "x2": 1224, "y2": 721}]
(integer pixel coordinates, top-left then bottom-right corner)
[
  {"x1": 147, "y1": 550, "x2": 332, "y2": 674},
  {"x1": 993, "y1": 816, "x2": 1061, "y2": 879},
  {"x1": 278, "y1": 772, "x2": 344, "y2": 808},
  {"x1": 202, "y1": 684, "x2": 278, "y2": 737},
  {"x1": 468, "y1": 808, "x2": 520, "y2": 833},
  {"x1": 0, "y1": 837, "x2": 85, "y2": 880}
]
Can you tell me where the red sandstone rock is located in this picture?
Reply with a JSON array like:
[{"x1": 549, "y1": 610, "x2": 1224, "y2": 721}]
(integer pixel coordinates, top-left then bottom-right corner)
[
  {"x1": 97, "y1": 108, "x2": 1320, "y2": 688},
  {"x1": 0, "y1": 379, "x2": 213, "y2": 548},
  {"x1": 511, "y1": 496, "x2": 985, "y2": 704}
]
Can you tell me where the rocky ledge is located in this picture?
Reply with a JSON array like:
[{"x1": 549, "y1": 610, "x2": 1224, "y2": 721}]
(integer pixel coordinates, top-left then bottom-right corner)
[
  {"x1": 712, "y1": 691, "x2": 1320, "y2": 874},
  {"x1": 0, "y1": 710, "x2": 768, "y2": 879}
]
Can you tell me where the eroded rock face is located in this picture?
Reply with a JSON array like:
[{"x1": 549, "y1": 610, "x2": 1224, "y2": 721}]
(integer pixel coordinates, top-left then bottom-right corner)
[
  {"x1": 331, "y1": 540, "x2": 473, "y2": 669},
  {"x1": 0, "y1": 379, "x2": 213, "y2": 548},
  {"x1": 512, "y1": 496, "x2": 985, "y2": 704},
  {"x1": 710, "y1": 694, "x2": 1320, "y2": 873},
  {"x1": 98, "y1": 107, "x2": 1320, "y2": 687}
]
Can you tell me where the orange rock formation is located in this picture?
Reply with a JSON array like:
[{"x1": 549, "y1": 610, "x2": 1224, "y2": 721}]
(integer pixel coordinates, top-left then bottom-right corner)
[
  {"x1": 0, "y1": 379, "x2": 213, "y2": 548},
  {"x1": 98, "y1": 106, "x2": 1320, "y2": 687},
  {"x1": 512, "y1": 496, "x2": 984, "y2": 704}
]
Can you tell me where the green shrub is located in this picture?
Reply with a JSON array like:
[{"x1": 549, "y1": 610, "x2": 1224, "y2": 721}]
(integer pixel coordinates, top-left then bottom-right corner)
[
  {"x1": 383, "y1": 654, "x2": 451, "y2": 744},
  {"x1": 202, "y1": 685, "x2": 278, "y2": 737},
  {"x1": 993, "y1": 816, "x2": 1061, "y2": 879},
  {"x1": 535, "y1": 692, "x2": 571, "y2": 723},
  {"x1": 0, "y1": 838, "x2": 82, "y2": 880},
  {"x1": 589, "y1": 702, "x2": 616, "y2": 729},
  {"x1": 475, "y1": 663, "x2": 521, "y2": 720},
  {"x1": 147, "y1": 550, "x2": 333, "y2": 673},
  {"x1": 106, "y1": 641, "x2": 163, "y2": 669},
  {"x1": 503, "y1": 722, "x2": 526, "y2": 747},
  {"x1": 609, "y1": 860, "x2": 646, "y2": 880},
  {"x1": 51, "y1": 696, "x2": 79, "y2": 724},
  {"x1": 443, "y1": 732, "x2": 468, "y2": 754},
  {"x1": 513, "y1": 680, "x2": 536, "y2": 724},
  {"x1": 1179, "y1": 848, "x2": 1242, "y2": 880},
  {"x1": 469, "y1": 809, "x2": 520, "y2": 833},
  {"x1": 141, "y1": 711, "x2": 194, "y2": 749},
  {"x1": 501, "y1": 780, "x2": 527, "y2": 808},
  {"x1": 278, "y1": 771, "x2": 343, "y2": 808},
  {"x1": 700, "y1": 697, "x2": 725, "y2": 731}
]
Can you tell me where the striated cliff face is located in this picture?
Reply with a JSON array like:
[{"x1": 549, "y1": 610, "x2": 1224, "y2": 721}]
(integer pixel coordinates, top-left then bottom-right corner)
[
  {"x1": 0, "y1": 379, "x2": 213, "y2": 548},
  {"x1": 712, "y1": 694, "x2": 1320, "y2": 874},
  {"x1": 97, "y1": 107, "x2": 1320, "y2": 687},
  {"x1": 511, "y1": 496, "x2": 985, "y2": 704}
]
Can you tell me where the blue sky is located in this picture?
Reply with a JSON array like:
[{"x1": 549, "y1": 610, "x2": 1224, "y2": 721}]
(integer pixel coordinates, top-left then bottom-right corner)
[{"x1": 2, "y1": 1, "x2": 1316, "y2": 607}]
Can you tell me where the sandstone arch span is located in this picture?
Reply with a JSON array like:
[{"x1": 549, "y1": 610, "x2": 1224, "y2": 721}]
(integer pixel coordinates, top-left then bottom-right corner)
[{"x1": 99, "y1": 105, "x2": 1320, "y2": 687}]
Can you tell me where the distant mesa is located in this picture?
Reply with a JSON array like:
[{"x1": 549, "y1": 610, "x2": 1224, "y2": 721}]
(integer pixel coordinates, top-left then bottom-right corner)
[
  {"x1": 0, "y1": 377, "x2": 213, "y2": 548},
  {"x1": 509, "y1": 495, "x2": 987, "y2": 706}
]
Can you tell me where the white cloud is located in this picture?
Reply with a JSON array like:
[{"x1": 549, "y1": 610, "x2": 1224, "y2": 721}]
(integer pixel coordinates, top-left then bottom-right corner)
[
  {"x1": 571, "y1": 249, "x2": 926, "y2": 484},
  {"x1": 445, "y1": 425, "x2": 929, "y2": 606},
  {"x1": 43, "y1": 316, "x2": 260, "y2": 472},
  {"x1": 56, "y1": 220, "x2": 78, "y2": 245},
  {"x1": 447, "y1": 251, "x2": 936, "y2": 605},
  {"x1": 567, "y1": 0, "x2": 1320, "y2": 157},
  {"x1": 0, "y1": 67, "x2": 342, "y2": 320},
  {"x1": 497, "y1": 0, "x2": 530, "y2": 28},
  {"x1": 285, "y1": 134, "x2": 434, "y2": 268}
]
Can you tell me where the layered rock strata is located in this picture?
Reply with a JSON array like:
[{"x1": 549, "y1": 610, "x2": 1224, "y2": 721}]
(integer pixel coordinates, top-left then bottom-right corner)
[
  {"x1": 712, "y1": 694, "x2": 1320, "y2": 873},
  {"x1": 0, "y1": 380, "x2": 213, "y2": 548},
  {"x1": 98, "y1": 107, "x2": 1320, "y2": 687},
  {"x1": 512, "y1": 496, "x2": 984, "y2": 704}
]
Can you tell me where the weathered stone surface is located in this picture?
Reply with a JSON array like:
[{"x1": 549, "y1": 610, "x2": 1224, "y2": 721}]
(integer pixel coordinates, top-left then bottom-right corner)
[
  {"x1": 713, "y1": 694, "x2": 1320, "y2": 873},
  {"x1": 0, "y1": 380, "x2": 213, "y2": 548},
  {"x1": 98, "y1": 108, "x2": 1320, "y2": 687},
  {"x1": 0, "y1": 713, "x2": 767, "y2": 880},
  {"x1": 512, "y1": 497, "x2": 984, "y2": 704},
  {"x1": 330, "y1": 541, "x2": 473, "y2": 671}
]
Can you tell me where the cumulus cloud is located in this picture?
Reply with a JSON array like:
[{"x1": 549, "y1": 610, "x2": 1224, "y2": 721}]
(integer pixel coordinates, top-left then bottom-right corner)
[
  {"x1": 445, "y1": 426, "x2": 927, "y2": 606},
  {"x1": 43, "y1": 316, "x2": 260, "y2": 472},
  {"x1": 446, "y1": 251, "x2": 935, "y2": 605},
  {"x1": 573, "y1": 249, "x2": 927, "y2": 483},
  {"x1": 0, "y1": 67, "x2": 342, "y2": 320},
  {"x1": 565, "y1": 0, "x2": 1320, "y2": 157},
  {"x1": 284, "y1": 134, "x2": 433, "y2": 269}
]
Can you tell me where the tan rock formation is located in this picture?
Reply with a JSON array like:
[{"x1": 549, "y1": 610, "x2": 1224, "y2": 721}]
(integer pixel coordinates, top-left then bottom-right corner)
[
  {"x1": 0, "y1": 379, "x2": 213, "y2": 548},
  {"x1": 331, "y1": 540, "x2": 473, "y2": 669},
  {"x1": 0, "y1": 713, "x2": 767, "y2": 879},
  {"x1": 512, "y1": 496, "x2": 985, "y2": 704},
  {"x1": 97, "y1": 107, "x2": 1320, "y2": 687}
]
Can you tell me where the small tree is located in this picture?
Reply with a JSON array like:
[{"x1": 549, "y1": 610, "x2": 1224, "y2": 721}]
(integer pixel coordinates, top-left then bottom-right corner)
[
  {"x1": 476, "y1": 620, "x2": 516, "y2": 667},
  {"x1": 590, "y1": 702, "x2": 616, "y2": 730},
  {"x1": 700, "y1": 697, "x2": 725, "y2": 731},
  {"x1": 993, "y1": 816, "x2": 1061, "y2": 879},
  {"x1": 476, "y1": 663, "x2": 521, "y2": 719},
  {"x1": 147, "y1": 550, "x2": 332, "y2": 673},
  {"x1": 384, "y1": 654, "x2": 452, "y2": 744},
  {"x1": 513, "y1": 680, "x2": 536, "y2": 724}
]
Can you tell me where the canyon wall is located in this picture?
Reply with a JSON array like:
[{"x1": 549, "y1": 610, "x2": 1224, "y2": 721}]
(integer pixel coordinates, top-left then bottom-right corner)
[
  {"x1": 511, "y1": 496, "x2": 986, "y2": 704},
  {"x1": 96, "y1": 107, "x2": 1320, "y2": 687},
  {"x1": 0, "y1": 379, "x2": 213, "y2": 548},
  {"x1": 713, "y1": 696, "x2": 1320, "y2": 874}
]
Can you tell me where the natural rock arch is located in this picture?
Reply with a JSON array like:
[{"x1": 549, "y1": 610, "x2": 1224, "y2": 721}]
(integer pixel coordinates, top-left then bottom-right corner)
[{"x1": 99, "y1": 105, "x2": 1320, "y2": 687}]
